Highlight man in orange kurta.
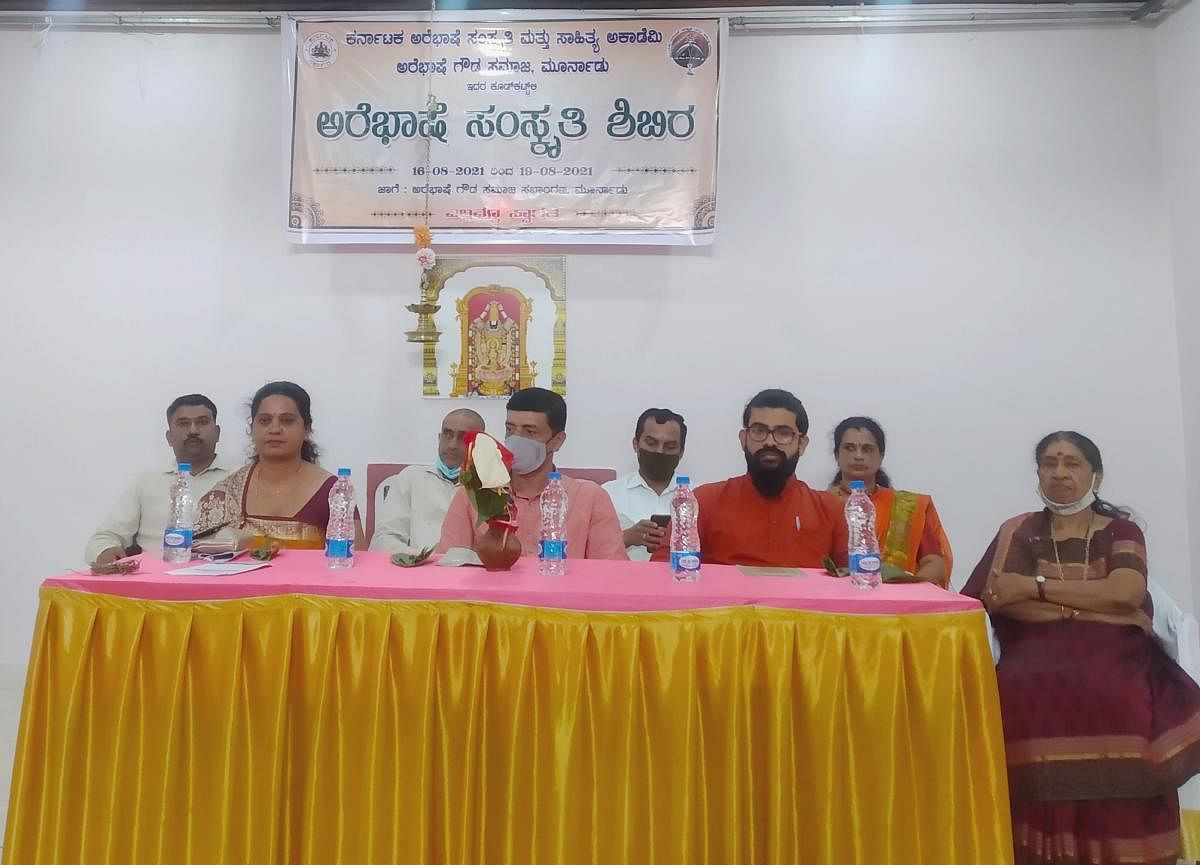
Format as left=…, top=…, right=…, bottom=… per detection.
left=656, top=389, right=849, bottom=569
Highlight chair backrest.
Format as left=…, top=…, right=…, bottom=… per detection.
left=558, top=467, right=618, bottom=485
left=1147, top=577, right=1200, bottom=676
left=985, top=616, right=1001, bottom=664
left=1146, top=578, right=1200, bottom=848
left=365, top=463, right=409, bottom=542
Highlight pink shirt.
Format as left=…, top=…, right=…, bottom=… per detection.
left=438, top=475, right=628, bottom=561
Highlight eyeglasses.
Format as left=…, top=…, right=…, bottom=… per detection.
left=744, top=424, right=799, bottom=445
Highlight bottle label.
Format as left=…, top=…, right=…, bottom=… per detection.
left=671, top=551, right=701, bottom=573
left=539, top=539, right=566, bottom=561
left=849, top=553, right=881, bottom=574
left=163, top=529, right=193, bottom=550
left=326, top=539, right=353, bottom=559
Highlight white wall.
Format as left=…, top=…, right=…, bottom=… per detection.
left=1157, top=1, right=1200, bottom=619
left=0, top=22, right=1192, bottom=667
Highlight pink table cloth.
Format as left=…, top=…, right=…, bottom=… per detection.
left=45, top=551, right=979, bottom=614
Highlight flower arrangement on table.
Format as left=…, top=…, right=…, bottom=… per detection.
left=462, top=431, right=516, bottom=526
left=459, top=431, right=522, bottom=569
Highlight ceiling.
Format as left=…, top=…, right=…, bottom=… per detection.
left=0, top=0, right=1184, bottom=25
left=0, top=0, right=1163, bottom=8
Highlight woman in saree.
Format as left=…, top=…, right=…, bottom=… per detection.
left=963, top=431, right=1200, bottom=865
left=195, top=381, right=364, bottom=550
left=827, top=416, right=952, bottom=586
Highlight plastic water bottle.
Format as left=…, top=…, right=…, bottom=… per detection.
left=846, top=480, right=882, bottom=590
left=162, top=463, right=195, bottom=563
left=670, top=476, right=701, bottom=582
left=538, top=471, right=568, bottom=576
left=326, top=468, right=355, bottom=570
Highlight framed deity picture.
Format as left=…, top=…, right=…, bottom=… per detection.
left=414, top=257, right=566, bottom=398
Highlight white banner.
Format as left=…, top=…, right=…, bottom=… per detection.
left=286, top=15, right=722, bottom=245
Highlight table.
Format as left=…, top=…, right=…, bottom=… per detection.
left=4, top=552, right=1013, bottom=865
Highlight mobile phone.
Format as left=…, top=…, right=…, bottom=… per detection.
left=650, top=514, right=670, bottom=528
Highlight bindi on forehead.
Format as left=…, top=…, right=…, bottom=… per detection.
left=1045, top=446, right=1082, bottom=459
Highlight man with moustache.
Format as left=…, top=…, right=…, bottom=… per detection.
left=656, top=389, right=847, bottom=568
left=602, top=408, right=688, bottom=561
left=86, top=393, right=231, bottom=566
left=437, top=387, right=627, bottom=560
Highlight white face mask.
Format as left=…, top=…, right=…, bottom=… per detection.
left=1037, top=473, right=1097, bottom=516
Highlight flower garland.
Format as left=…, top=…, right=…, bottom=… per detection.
left=414, top=223, right=435, bottom=273
left=413, top=3, right=439, bottom=296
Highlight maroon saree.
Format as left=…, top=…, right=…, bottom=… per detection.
left=964, top=512, right=1200, bottom=865
left=195, top=463, right=339, bottom=549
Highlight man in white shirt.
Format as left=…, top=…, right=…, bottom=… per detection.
left=86, top=394, right=231, bottom=566
left=369, top=408, right=486, bottom=556
left=602, top=408, right=688, bottom=561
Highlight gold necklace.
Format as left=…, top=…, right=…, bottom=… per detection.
left=1050, top=511, right=1095, bottom=581
left=253, top=462, right=303, bottom=496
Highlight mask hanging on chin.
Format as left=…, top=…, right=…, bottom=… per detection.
left=435, top=456, right=461, bottom=481
left=1037, top=474, right=1097, bottom=516
left=505, top=435, right=548, bottom=475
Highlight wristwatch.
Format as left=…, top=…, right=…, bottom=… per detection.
left=1034, top=574, right=1047, bottom=601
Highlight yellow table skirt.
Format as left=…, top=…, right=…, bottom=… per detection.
left=1183, top=808, right=1200, bottom=861
left=3, top=587, right=1013, bottom=865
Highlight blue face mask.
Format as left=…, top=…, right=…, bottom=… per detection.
left=435, top=456, right=461, bottom=481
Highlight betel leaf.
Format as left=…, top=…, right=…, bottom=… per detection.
left=391, top=546, right=435, bottom=568
left=823, top=556, right=849, bottom=577
left=251, top=540, right=281, bottom=561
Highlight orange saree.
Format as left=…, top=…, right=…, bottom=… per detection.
left=873, top=487, right=953, bottom=587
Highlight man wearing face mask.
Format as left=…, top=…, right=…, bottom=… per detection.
left=655, top=389, right=848, bottom=568
left=369, top=408, right=486, bottom=556
left=602, top=408, right=688, bottom=561
left=438, top=387, right=627, bottom=560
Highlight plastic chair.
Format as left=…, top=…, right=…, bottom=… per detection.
left=1144, top=579, right=1200, bottom=862
left=365, top=463, right=408, bottom=542
left=557, top=467, right=618, bottom=485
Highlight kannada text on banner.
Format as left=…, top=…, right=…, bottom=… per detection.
left=288, top=18, right=721, bottom=244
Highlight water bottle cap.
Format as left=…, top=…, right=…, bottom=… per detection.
left=548, top=471, right=562, bottom=480
left=337, top=467, right=351, bottom=477
left=177, top=463, right=191, bottom=472
left=676, top=476, right=690, bottom=485
left=849, top=480, right=866, bottom=491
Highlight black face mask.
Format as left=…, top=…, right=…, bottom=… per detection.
left=744, top=446, right=800, bottom=498
left=637, top=449, right=682, bottom=484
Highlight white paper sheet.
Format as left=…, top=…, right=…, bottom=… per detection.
left=165, top=562, right=272, bottom=577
